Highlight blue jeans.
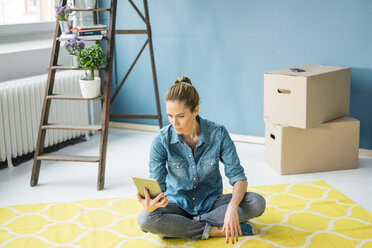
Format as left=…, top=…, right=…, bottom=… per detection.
left=137, top=192, right=266, bottom=240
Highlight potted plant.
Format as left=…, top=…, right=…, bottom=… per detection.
left=64, top=38, right=85, bottom=68
left=78, top=44, right=106, bottom=98
left=56, top=5, right=72, bottom=33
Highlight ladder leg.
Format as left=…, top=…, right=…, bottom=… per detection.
left=30, top=160, right=42, bottom=186
left=97, top=120, right=108, bottom=190
left=30, top=19, right=61, bottom=187
left=30, top=75, right=57, bottom=186
left=97, top=0, right=117, bottom=190
left=143, top=0, right=162, bottom=129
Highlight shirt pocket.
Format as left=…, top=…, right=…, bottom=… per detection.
left=200, top=157, right=220, bottom=178
left=167, top=159, right=189, bottom=182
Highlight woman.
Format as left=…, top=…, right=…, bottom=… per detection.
left=137, top=76, right=266, bottom=244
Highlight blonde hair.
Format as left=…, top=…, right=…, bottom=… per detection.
left=164, top=76, right=200, bottom=112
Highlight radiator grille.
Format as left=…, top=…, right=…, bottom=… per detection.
left=0, top=71, right=89, bottom=167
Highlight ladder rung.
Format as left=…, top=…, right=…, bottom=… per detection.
left=57, top=37, right=108, bottom=41
left=115, top=29, right=148, bottom=34
left=42, top=125, right=102, bottom=131
left=71, top=8, right=110, bottom=12
left=109, top=114, right=159, bottom=119
left=51, top=66, right=106, bottom=70
left=47, top=95, right=103, bottom=101
left=37, top=154, right=100, bottom=162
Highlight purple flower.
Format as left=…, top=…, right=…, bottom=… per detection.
left=78, top=41, right=85, bottom=49
left=56, top=6, right=63, bottom=14
left=56, top=5, right=72, bottom=21
left=64, top=6, right=71, bottom=14
left=64, top=38, right=85, bottom=55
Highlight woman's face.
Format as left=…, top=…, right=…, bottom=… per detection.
left=166, top=101, right=199, bottom=136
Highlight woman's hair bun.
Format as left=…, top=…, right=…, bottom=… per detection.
left=175, top=75, right=192, bottom=85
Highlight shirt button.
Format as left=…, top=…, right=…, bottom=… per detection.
left=192, top=197, right=195, bottom=200
left=189, top=154, right=192, bottom=158
left=210, top=162, right=213, bottom=165
left=194, top=186, right=196, bottom=189
left=192, top=166, right=195, bottom=168
left=194, top=208, right=197, bottom=211
left=193, top=178, right=196, bottom=181
left=176, top=166, right=179, bottom=168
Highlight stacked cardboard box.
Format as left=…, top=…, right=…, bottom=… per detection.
left=264, top=65, right=360, bottom=175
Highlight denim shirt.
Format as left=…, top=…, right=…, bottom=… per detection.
left=149, top=116, right=247, bottom=215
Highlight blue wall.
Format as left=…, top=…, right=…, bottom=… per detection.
left=100, top=0, right=372, bottom=149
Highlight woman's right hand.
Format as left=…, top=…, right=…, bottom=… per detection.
left=136, top=187, right=168, bottom=212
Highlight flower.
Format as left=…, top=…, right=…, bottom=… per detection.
left=64, top=38, right=85, bottom=55
left=56, top=5, right=72, bottom=21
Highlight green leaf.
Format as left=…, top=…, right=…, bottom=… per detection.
left=78, top=44, right=106, bottom=72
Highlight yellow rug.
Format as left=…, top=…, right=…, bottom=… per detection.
left=1, top=181, right=372, bottom=248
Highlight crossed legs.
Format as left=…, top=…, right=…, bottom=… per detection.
left=137, top=192, right=266, bottom=240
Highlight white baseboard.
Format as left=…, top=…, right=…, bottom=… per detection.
left=109, top=121, right=160, bottom=132
left=229, top=133, right=265, bottom=144
left=360, top=149, right=372, bottom=157
left=109, top=121, right=372, bottom=156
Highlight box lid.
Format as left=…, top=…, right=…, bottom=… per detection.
left=264, top=64, right=350, bottom=77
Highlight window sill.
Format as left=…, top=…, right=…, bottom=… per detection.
left=0, top=33, right=54, bottom=55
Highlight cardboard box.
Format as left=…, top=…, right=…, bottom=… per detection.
left=265, top=116, right=359, bottom=175
left=264, top=65, right=350, bottom=128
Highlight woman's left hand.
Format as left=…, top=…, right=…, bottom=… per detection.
left=221, top=203, right=242, bottom=244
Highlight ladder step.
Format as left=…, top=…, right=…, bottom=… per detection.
left=37, top=154, right=100, bottom=162
left=47, top=94, right=103, bottom=101
left=42, top=124, right=102, bottom=131
left=115, top=29, right=148, bottom=34
left=109, top=114, right=159, bottom=119
left=51, top=66, right=106, bottom=70
left=72, top=8, right=110, bottom=12
left=57, top=37, right=108, bottom=41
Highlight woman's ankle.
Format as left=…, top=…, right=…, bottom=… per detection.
left=209, top=226, right=225, bottom=237
left=209, top=222, right=258, bottom=238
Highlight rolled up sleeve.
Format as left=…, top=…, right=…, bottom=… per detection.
left=149, top=134, right=168, bottom=192
left=219, top=126, right=247, bottom=186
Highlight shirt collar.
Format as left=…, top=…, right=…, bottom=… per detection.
left=197, top=115, right=210, bottom=144
left=170, top=126, right=182, bottom=144
left=170, top=115, right=210, bottom=144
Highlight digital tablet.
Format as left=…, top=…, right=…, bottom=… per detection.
left=132, top=177, right=163, bottom=199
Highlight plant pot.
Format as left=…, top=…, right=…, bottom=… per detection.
left=59, top=21, right=71, bottom=34
left=69, top=55, right=79, bottom=68
left=79, top=77, right=101, bottom=98
left=84, top=0, right=96, bottom=9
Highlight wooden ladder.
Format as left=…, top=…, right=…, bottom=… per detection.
left=109, top=0, right=163, bottom=128
left=30, top=0, right=117, bottom=191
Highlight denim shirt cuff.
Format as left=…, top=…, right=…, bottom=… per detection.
left=229, top=175, right=247, bottom=186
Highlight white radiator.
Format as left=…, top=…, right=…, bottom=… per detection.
left=0, top=71, right=89, bottom=167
